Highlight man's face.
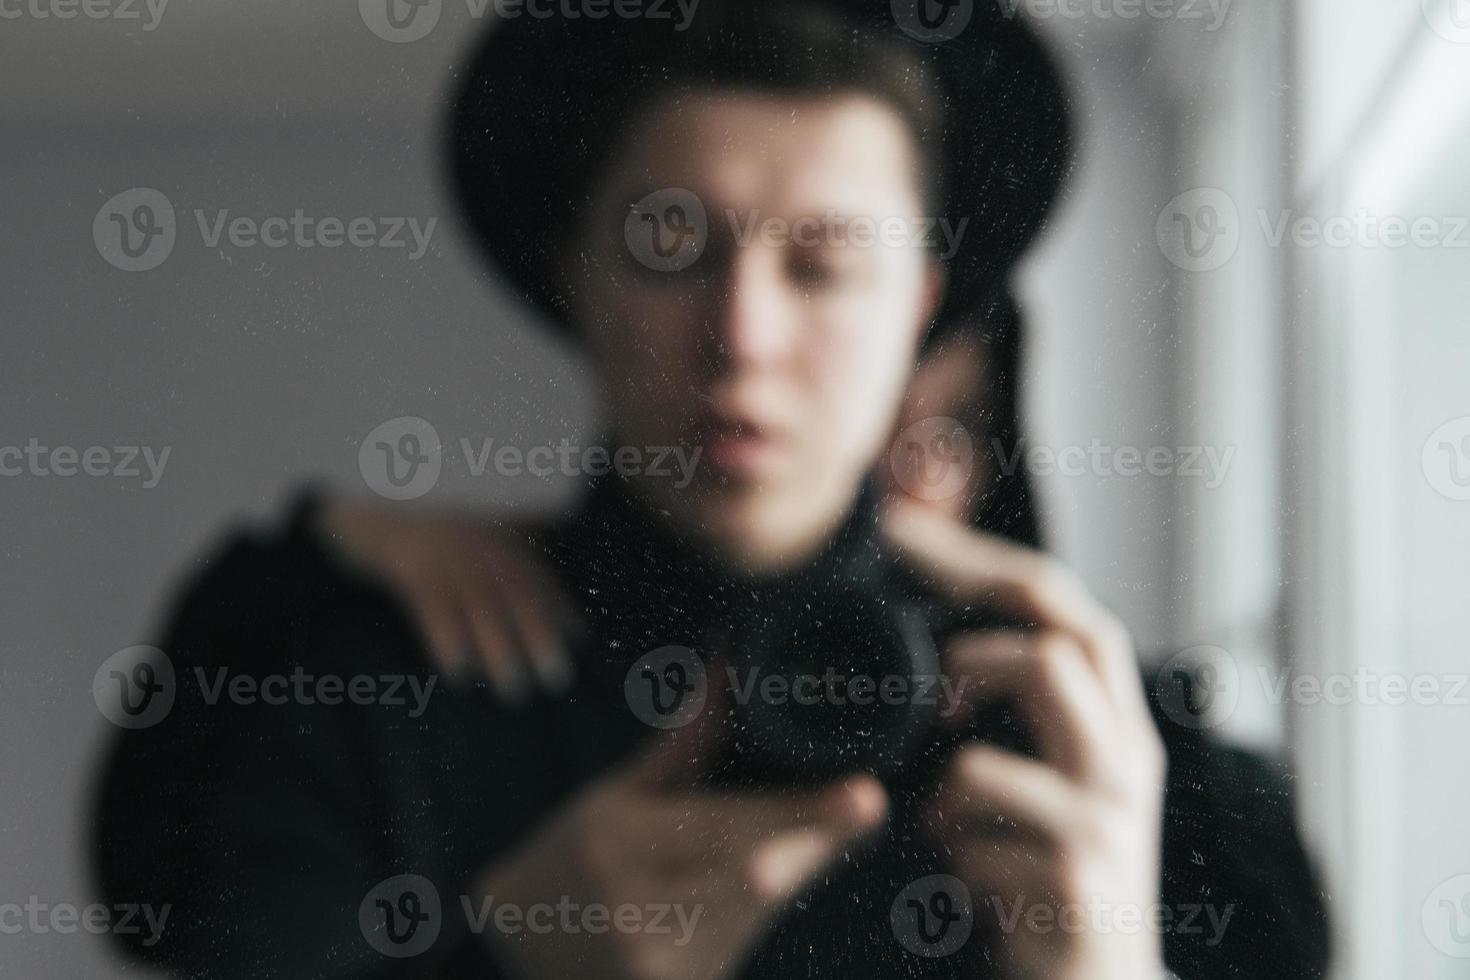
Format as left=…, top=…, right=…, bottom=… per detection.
left=570, top=91, right=943, bottom=569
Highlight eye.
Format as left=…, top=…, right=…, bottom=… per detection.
left=787, top=247, right=860, bottom=290
left=624, top=229, right=725, bottom=287
left=788, top=252, right=835, bottom=288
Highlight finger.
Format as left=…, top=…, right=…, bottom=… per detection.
left=882, top=500, right=1088, bottom=628
left=467, top=544, right=575, bottom=696
left=630, top=672, right=730, bottom=787
left=928, top=744, right=1081, bottom=844
left=883, top=501, right=1149, bottom=718
left=632, top=773, right=888, bottom=888
left=456, top=581, right=532, bottom=704
left=943, top=837, right=1053, bottom=920
left=491, top=524, right=581, bottom=624
left=401, top=577, right=471, bottom=673
left=696, top=774, right=888, bottom=840
left=636, top=791, right=881, bottom=899
left=739, top=777, right=889, bottom=902
left=945, top=631, right=1123, bottom=787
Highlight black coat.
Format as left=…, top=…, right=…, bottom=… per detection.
left=92, top=482, right=1330, bottom=979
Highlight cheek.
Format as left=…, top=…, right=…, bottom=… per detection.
left=808, top=269, right=928, bottom=462
left=582, top=285, right=703, bottom=429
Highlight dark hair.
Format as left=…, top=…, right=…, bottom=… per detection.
left=450, top=1, right=948, bottom=323
left=578, top=4, right=947, bottom=214
left=958, top=290, right=1042, bottom=547
left=446, top=0, right=1074, bottom=336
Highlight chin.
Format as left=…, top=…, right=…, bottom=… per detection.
left=676, top=465, right=867, bottom=574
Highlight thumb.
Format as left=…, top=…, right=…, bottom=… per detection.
left=881, top=498, right=1087, bottom=628
left=747, top=776, right=889, bottom=903
left=630, top=659, right=731, bottom=788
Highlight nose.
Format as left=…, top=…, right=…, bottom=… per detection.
left=703, top=247, right=798, bottom=372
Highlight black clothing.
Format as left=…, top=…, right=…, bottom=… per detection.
left=92, top=481, right=1330, bottom=978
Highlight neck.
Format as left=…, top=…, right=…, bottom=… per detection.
left=628, top=470, right=868, bottom=577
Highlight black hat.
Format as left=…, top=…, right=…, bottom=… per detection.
left=444, top=0, right=1074, bottom=340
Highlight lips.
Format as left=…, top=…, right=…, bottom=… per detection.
left=696, top=406, right=789, bottom=475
